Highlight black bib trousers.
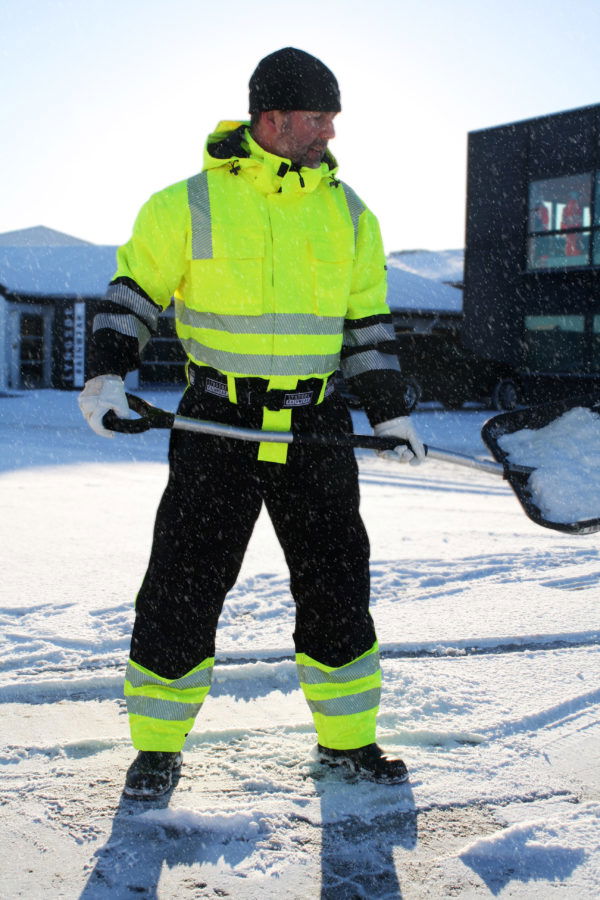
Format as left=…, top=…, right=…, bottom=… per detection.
left=130, top=382, right=376, bottom=679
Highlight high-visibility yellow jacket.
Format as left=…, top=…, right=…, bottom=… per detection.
left=91, top=121, right=406, bottom=421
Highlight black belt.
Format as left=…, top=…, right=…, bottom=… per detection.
left=188, top=364, right=334, bottom=411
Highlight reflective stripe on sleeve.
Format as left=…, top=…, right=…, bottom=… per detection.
left=343, top=321, right=396, bottom=348
left=105, top=282, right=161, bottom=331
left=341, top=349, right=401, bottom=379
left=93, top=313, right=151, bottom=349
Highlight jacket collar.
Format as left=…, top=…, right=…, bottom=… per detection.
left=203, top=120, right=339, bottom=196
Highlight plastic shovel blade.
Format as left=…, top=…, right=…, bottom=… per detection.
left=482, top=397, right=600, bottom=534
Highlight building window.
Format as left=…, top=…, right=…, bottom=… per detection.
left=527, top=173, right=593, bottom=270
left=524, top=314, right=586, bottom=372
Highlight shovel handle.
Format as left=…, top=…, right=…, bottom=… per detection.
left=102, top=393, right=419, bottom=452
left=102, top=394, right=175, bottom=433
left=101, top=393, right=510, bottom=477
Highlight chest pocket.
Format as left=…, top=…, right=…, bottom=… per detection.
left=187, top=224, right=265, bottom=316
left=309, top=236, right=354, bottom=316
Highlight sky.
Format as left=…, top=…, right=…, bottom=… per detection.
left=3, top=0, right=600, bottom=252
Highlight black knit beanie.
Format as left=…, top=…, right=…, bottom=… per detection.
left=249, top=47, right=341, bottom=113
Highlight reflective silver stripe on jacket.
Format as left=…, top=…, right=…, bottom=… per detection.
left=93, top=313, right=151, bottom=350
left=125, top=661, right=213, bottom=691
left=105, top=281, right=161, bottom=331
left=305, top=687, right=381, bottom=717
left=180, top=336, right=340, bottom=377
left=341, top=181, right=366, bottom=245
left=343, top=321, right=396, bottom=348
left=188, top=172, right=213, bottom=260
left=126, top=696, right=202, bottom=721
left=341, top=350, right=401, bottom=379
left=297, top=651, right=380, bottom=686
left=176, top=303, right=345, bottom=336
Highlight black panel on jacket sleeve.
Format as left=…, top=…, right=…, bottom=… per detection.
left=346, top=369, right=411, bottom=426
left=87, top=330, right=141, bottom=380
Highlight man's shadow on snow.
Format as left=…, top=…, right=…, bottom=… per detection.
left=314, top=768, right=418, bottom=899
left=79, top=771, right=254, bottom=899
left=80, top=755, right=418, bottom=899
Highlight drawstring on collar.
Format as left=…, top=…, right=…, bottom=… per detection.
left=229, top=160, right=241, bottom=175
left=289, top=163, right=305, bottom=188
left=329, top=174, right=341, bottom=188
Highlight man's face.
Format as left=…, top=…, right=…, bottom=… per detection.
left=272, top=111, right=337, bottom=168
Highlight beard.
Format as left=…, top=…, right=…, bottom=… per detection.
left=294, top=142, right=328, bottom=168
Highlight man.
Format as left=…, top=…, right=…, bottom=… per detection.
left=79, top=47, right=425, bottom=799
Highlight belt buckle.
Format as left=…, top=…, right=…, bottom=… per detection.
left=264, top=391, right=284, bottom=411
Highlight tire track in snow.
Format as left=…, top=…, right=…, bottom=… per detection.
left=1, top=633, right=599, bottom=706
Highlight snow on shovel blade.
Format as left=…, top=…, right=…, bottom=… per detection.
left=482, top=397, right=600, bottom=535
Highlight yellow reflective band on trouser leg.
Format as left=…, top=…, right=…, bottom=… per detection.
left=296, top=642, right=382, bottom=751
left=124, top=657, right=214, bottom=752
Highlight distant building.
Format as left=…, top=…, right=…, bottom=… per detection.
left=0, top=227, right=184, bottom=391
left=0, top=227, right=115, bottom=391
left=464, top=102, right=600, bottom=407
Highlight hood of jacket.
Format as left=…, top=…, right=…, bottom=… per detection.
left=202, top=120, right=341, bottom=196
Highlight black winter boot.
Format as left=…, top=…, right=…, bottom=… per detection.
left=124, top=751, right=183, bottom=799
left=317, top=743, right=409, bottom=784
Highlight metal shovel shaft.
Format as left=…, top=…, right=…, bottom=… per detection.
left=171, top=412, right=507, bottom=476
left=103, top=394, right=512, bottom=476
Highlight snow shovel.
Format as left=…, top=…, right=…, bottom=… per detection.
left=481, top=396, right=600, bottom=535
left=103, top=394, right=600, bottom=535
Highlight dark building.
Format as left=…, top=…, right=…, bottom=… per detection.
left=464, top=102, right=600, bottom=408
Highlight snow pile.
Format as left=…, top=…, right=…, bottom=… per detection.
left=499, top=406, right=600, bottom=524
left=139, top=806, right=267, bottom=837
left=459, top=804, right=600, bottom=894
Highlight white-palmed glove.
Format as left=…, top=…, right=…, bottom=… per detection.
left=373, top=416, right=426, bottom=465
left=78, top=375, right=130, bottom=438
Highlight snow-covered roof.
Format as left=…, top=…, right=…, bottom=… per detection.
left=387, top=248, right=464, bottom=284
left=0, top=226, right=93, bottom=247
left=386, top=263, right=462, bottom=313
left=0, top=245, right=118, bottom=298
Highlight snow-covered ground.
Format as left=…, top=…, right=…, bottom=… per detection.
left=1, top=389, right=599, bottom=898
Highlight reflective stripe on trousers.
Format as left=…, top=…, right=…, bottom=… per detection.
left=296, top=642, right=382, bottom=750
left=124, top=657, right=214, bottom=751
